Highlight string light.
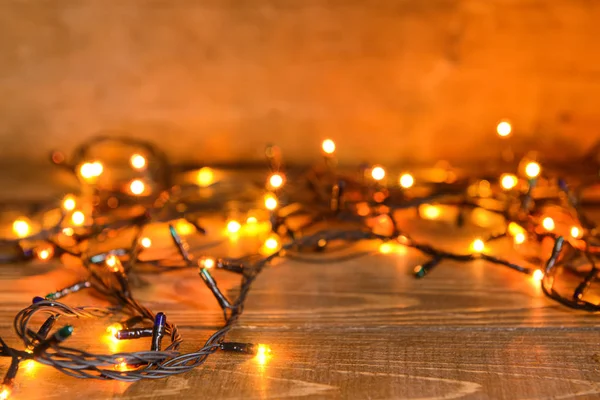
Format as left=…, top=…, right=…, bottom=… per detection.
left=62, top=195, right=76, bottom=211
left=542, top=217, right=555, bottom=231
left=71, top=211, right=85, bottom=226
left=62, top=227, right=74, bottom=236
left=140, top=237, right=152, bottom=248
left=420, top=205, right=441, bottom=220
left=197, top=167, right=214, bottom=187
left=471, top=239, right=485, bottom=253
left=500, top=173, right=518, bottom=190
left=105, top=255, right=123, bottom=273
left=322, top=139, right=336, bottom=155
left=514, top=233, right=526, bottom=244
left=496, top=121, right=512, bottom=137
left=264, top=194, right=278, bottom=210
left=129, top=179, right=145, bottom=195
left=379, top=243, right=393, bottom=254
left=532, top=269, right=544, bottom=282
left=525, top=161, right=541, bottom=178
left=246, top=216, right=258, bottom=224
left=130, top=154, right=147, bottom=170
left=226, top=220, right=241, bottom=234
left=255, top=344, right=272, bottom=365
left=35, top=246, right=54, bottom=261
left=199, top=257, right=215, bottom=269
left=371, top=166, right=385, bottom=181
left=80, top=161, right=103, bottom=180
left=399, top=173, right=414, bottom=189
left=12, top=218, right=30, bottom=238
left=268, top=173, right=284, bottom=189
left=106, top=323, right=123, bottom=339
left=0, top=386, right=10, bottom=400
left=570, top=226, right=581, bottom=239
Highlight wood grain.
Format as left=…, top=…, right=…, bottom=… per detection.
left=1, top=226, right=599, bottom=399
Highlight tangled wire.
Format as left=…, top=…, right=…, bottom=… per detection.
left=0, top=136, right=599, bottom=396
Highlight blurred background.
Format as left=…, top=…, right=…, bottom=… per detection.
left=0, top=0, right=599, bottom=167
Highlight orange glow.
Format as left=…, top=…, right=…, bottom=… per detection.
left=140, top=237, right=152, bottom=248
left=471, top=239, right=485, bottom=253
left=106, top=255, right=123, bottom=273
left=371, top=166, right=385, bottom=181
left=200, top=257, right=215, bottom=269
left=197, top=167, right=214, bottom=187
left=114, top=357, right=130, bottom=371
left=421, top=205, right=441, bottom=220
left=268, top=173, right=285, bottom=189
left=532, top=269, right=544, bottom=282
left=264, top=194, right=278, bottom=210
left=246, top=216, right=258, bottom=224
left=0, top=385, right=11, bottom=400
left=260, top=235, right=281, bottom=255
left=227, top=220, right=241, bottom=234
left=255, top=344, right=272, bottom=365
left=322, top=139, right=336, bottom=154
left=62, top=227, right=74, bottom=236
left=80, top=161, right=103, bottom=180
left=22, top=359, right=36, bottom=374
left=508, top=222, right=526, bottom=237
left=500, top=173, right=518, bottom=190
left=525, top=161, right=541, bottom=178
left=514, top=233, right=526, bottom=244
left=129, top=179, right=145, bottom=195
left=71, top=210, right=85, bottom=226
left=106, top=323, right=123, bottom=338
left=570, top=226, right=581, bottom=239
left=62, top=195, right=76, bottom=211
left=399, top=173, right=414, bottom=188
left=130, top=154, right=147, bottom=170
left=496, top=121, right=512, bottom=137
left=379, top=243, right=393, bottom=254
left=12, top=218, right=31, bottom=238
left=36, top=246, right=54, bottom=261
left=542, top=217, right=555, bottom=231
left=175, top=219, right=195, bottom=235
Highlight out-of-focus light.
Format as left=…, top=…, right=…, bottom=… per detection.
left=264, top=236, right=279, bottom=250
left=114, top=357, right=129, bottom=371
left=525, top=162, right=541, bottom=178
left=570, top=226, right=581, bottom=239
left=106, top=255, right=123, bottom=273
left=197, top=167, right=214, bottom=187
left=471, top=239, right=485, bottom=253
left=508, top=222, right=525, bottom=237
left=371, top=166, right=385, bottom=181
left=62, top=227, right=74, bottom=236
left=496, top=121, right=512, bottom=137
left=246, top=216, right=258, bottom=224
left=532, top=269, right=544, bottom=282
left=500, top=173, right=518, bottom=190
left=22, top=359, right=36, bottom=373
left=71, top=211, right=85, bottom=226
left=514, top=233, right=526, bottom=244
left=268, top=173, right=285, bottom=189
left=106, top=323, right=123, bottom=338
left=399, top=173, right=414, bottom=188
left=12, top=218, right=31, bottom=238
left=36, top=246, right=54, bottom=261
left=255, top=344, right=272, bottom=365
left=227, top=220, right=241, bottom=234
left=175, top=219, right=195, bottom=235
left=0, top=385, right=11, bottom=400
left=140, top=237, right=152, bottom=248
left=130, top=154, right=147, bottom=170
left=379, top=243, right=392, bottom=254
left=129, top=179, right=145, bottom=195
left=322, top=139, right=336, bottom=155
left=542, top=217, right=555, bottom=231
left=62, top=195, right=76, bottom=211
left=264, top=194, right=278, bottom=210
left=80, top=161, right=103, bottom=180
left=421, top=205, right=441, bottom=220
left=200, top=257, right=215, bottom=269
left=478, top=180, right=492, bottom=197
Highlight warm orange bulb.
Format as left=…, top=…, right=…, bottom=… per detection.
left=106, top=255, right=123, bottom=273
left=62, top=227, right=74, bottom=236
left=129, top=179, right=145, bottom=195
left=514, top=233, right=526, bottom=244
left=36, top=246, right=54, bottom=261
left=80, top=161, right=103, bottom=180
left=62, top=195, right=76, bottom=211
left=264, top=194, right=278, bottom=210
left=0, top=385, right=11, bottom=400
left=496, top=121, right=512, bottom=137
left=421, top=205, right=441, bottom=220
left=500, top=173, right=518, bottom=190
left=227, top=220, right=241, bottom=234
left=268, top=173, right=284, bottom=189
left=12, top=218, right=31, bottom=238
left=570, top=226, right=581, bottom=239
left=255, top=344, right=272, bottom=365
left=322, top=139, right=336, bottom=154
left=265, top=237, right=279, bottom=250
left=246, top=216, right=258, bottom=224
left=140, top=237, right=152, bottom=248
left=71, top=210, right=85, bottom=226
left=532, top=269, right=544, bottom=282
left=471, top=239, right=485, bottom=253
left=399, top=173, right=414, bottom=189
left=197, top=167, right=214, bottom=187
left=200, top=257, right=216, bottom=269
left=525, top=162, right=541, bottom=178
left=106, top=323, right=123, bottom=337
left=130, top=154, right=147, bottom=170
left=542, top=217, right=555, bottom=231
left=371, top=166, right=385, bottom=181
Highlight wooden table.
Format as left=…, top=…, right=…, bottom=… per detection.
left=1, top=214, right=599, bottom=400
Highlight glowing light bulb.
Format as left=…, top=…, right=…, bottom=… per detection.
left=322, top=139, right=336, bottom=154
left=12, top=218, right=31, bottom=238
left=500, top=173, right=518, bottom=190
left=106, top=323, right=123, bottom=338
left=542, top=217, right=555, bottom=231
left=532, top=269, right=544, bottom=282
left=246, top=216, right=258, bottom=224
left=496, top=121, right=512, bottom=137
left=106, top=255, right=123, bottom=273
left=197, top=167, right=214, bottom=187
left=264, top=194, right=278, bottom=210
left=265, top=236, right=279, bottom=250
left=22, top=359, right=36, bottom=373
left=268, top=173, right=284, bottom=189
left=227, top=220, right=241, bottom=234
left=255, top=344, right=272, bottom=365
left=80, top=161, right=103, bottom=180
left=140, top=237, right=152, bottom=248
left=371, top=166, right=386, bottom=181
left=130, top=154, right=147, bottom=170
left=471, top=239, right=485, bottom=253
left=36, top=246, right=54, bottom=261
left=421, top=205, right=441, bottom=220
left=62, top=227, right=74, bottom=236
left=525, top=161, right=541, bottom=178
left=129, top=179, right=145, bottom=195
left=570, top=226, right=581, bottom=238
left=175, top=219, right=195, bottom=235
left=399, top=173, right=414, bottom=189
left=200, top=257, right=215, bottom=269
left=71, top=210, right=85, bottom=226
left=114, top=357, right=129, bottom=371
left=514, top=233, right=526, bottom=244
left=62, top=195, right=76, bottom=211
left=379, top=243, right=393, bottom=254
left=0, top=385, right=11, bottom=400
left=508, top=222, right=525, bottom=236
